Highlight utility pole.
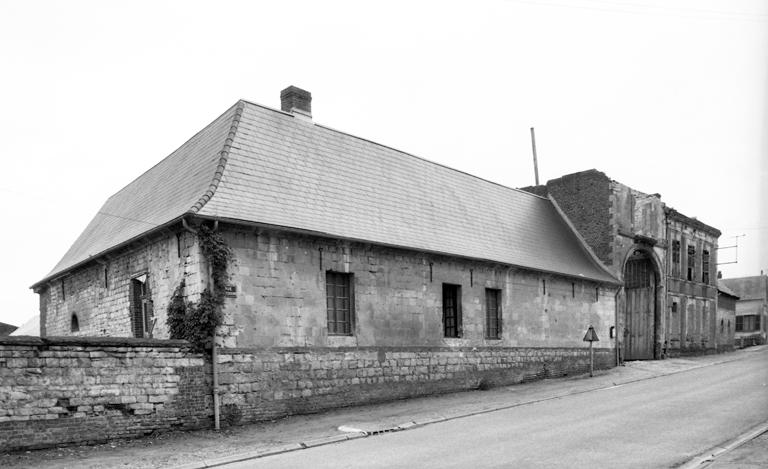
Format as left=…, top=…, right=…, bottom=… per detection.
left=530, top=127, right=540, bottom=185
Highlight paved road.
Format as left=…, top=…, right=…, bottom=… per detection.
left=224, top=349, right=768, bottom=468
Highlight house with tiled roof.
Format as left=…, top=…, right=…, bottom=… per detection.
left=31, top=86, right=621, bottom=420
left=720, top=274, right=767, bottom=347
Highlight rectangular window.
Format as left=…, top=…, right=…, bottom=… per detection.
left=702, top=250, right=710, bottom=284
left=687, top=245, right=696, bottom=281
left=485, top=288, right=501, bottom=339
left=672, top=240, right=681, bottom=277
left=542, top=279, right=547, bottom=295
left=326, top=271, right=354, bottom=335
left=130, top=276, right=153, bottom=338
left=61, top=279, right=66, bottom=301
left=443, top=284, right=462, bottom=338
left=736, top=315, right=761, bottom=332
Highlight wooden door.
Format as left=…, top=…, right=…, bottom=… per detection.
left=624, top=256, right=655, bottom=360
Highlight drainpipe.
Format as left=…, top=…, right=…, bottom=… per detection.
left=182, top=217, right=221, bottom=431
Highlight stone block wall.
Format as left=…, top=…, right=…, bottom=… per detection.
left=39, top=231, right=202, bottom=339
left=216, top=346, right=614, bottom=424
left=0, top=337, right=211, bottom=451
left=219, top=227, right=617, bottom=350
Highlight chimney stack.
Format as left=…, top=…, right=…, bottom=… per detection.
left=280, top=86, right=312, bottom=120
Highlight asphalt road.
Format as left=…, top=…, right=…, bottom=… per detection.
left=224, top=348, right=768, bottom=469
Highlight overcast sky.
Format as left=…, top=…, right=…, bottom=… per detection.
left=1, top=0, right=766, bottom=329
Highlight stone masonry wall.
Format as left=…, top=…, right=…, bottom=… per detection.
left=216, top=346, right=614, bottom=425
left=0, top=336, right=210, bottom=451
left=40, top=230, right=203, bottom=339
left=219, top=227, right=617, bottom=350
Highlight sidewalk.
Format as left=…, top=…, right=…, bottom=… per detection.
left=1, top=346, right=765, bottom=469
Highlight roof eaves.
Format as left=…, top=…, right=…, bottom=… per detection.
left=188, top=101, right=245, bottom=214
left=195, top=214, right=619, bottom=285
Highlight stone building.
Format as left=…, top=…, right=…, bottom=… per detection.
left=522, top=169, right=721, bottom=359
left=30, top=87, right=621, bottom=416
left=715, top=281, right=737, bottom=351
left=720, top=275, right=768, bottom=347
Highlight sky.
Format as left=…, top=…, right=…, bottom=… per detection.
left=0, top=0, right=766, bottom=330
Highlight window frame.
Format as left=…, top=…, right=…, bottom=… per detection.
left=686, top=244, right=696, bottom=281
left=130, top=275, right=153, bottom=338
left=485, top=288, right=502, bottom=340
left=325, top=271, right=355, bottom=336
left=701, top=249, right=710, bottom=284
left=442, top=283, right=462, bottom=338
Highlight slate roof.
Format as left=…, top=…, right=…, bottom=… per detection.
left=35, top=99, right=618, bottom=286
left=716, top=281, right=739, bottom=299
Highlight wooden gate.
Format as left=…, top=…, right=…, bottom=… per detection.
left=624, top=255, right=656, bottom=360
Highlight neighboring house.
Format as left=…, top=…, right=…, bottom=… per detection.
left=720, top=275, right=768, bottom=347
left=523, top=170, right=721, bottom=359
left=31, top=86, right=620, bottom=388
left=716, top=281, right=737, bottom=351
left=0, top=321, right=18, bottom=336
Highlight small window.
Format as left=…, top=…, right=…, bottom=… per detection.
left=103, top=266, right=109, bottom=289
left=671, top=301, right=678, bottom=314
left=595, top=287, right=600, bottom=302
left=701, top=250, right=710, bottom=284
left=687, top=245, right=696, bottom=281
left=326, top=271, right=354, bottom=335
left=542, top=279, right=547, bottom=295
left=571, top=283, right=575, bottom=298
left=130, top=276, right=153, bottom=338
left=61, top=279, right=66, bottom=301
left=672, top=240, right=681, bottom=264
left=443, top=284, right=462, bottom=338
left=485, top=288, right=501, bottom=339
left=70, top=314, right=79, bottom=333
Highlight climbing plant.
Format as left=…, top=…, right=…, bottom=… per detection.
left=167, top=225, right=233, bottom=352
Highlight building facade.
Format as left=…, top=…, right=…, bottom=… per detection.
left=523, top=170, right=721, bottom=359
left=720, top=275, right=768, bottom=347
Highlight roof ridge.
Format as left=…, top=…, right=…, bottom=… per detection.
left=188, top=101, right=245, bottom=214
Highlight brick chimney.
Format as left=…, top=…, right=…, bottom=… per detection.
left=280, top=86, right=312, bottom=120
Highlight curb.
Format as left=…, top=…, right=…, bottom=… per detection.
left=170, top=353, right=751, bottom=469
left=676, top=421, right=768, bottom=469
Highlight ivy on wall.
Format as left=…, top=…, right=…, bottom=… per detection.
left=167, top=225, right=232, bottom=351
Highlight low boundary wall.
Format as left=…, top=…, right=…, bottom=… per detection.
left=1, top=337, right=613, bottom=451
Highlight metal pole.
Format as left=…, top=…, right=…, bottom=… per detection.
left=530, top=127, right=540, bottom=185
left=589, top=341, right=594, bottom=377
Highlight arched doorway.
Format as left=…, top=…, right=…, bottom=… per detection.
left=623, top=249, right=658, bottom=360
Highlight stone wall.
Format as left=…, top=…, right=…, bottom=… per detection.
left=219, top=227, right=617, bottom=350
left=1, top=336, right=614, bottom=450
left=38, top=231, right=203, bottom=339
left=216, top=345, right=614, bottom=424
left=0, top=336, right=211, bottom=451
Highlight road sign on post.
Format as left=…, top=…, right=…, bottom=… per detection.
left=583, top=326, right=599, bottom=377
